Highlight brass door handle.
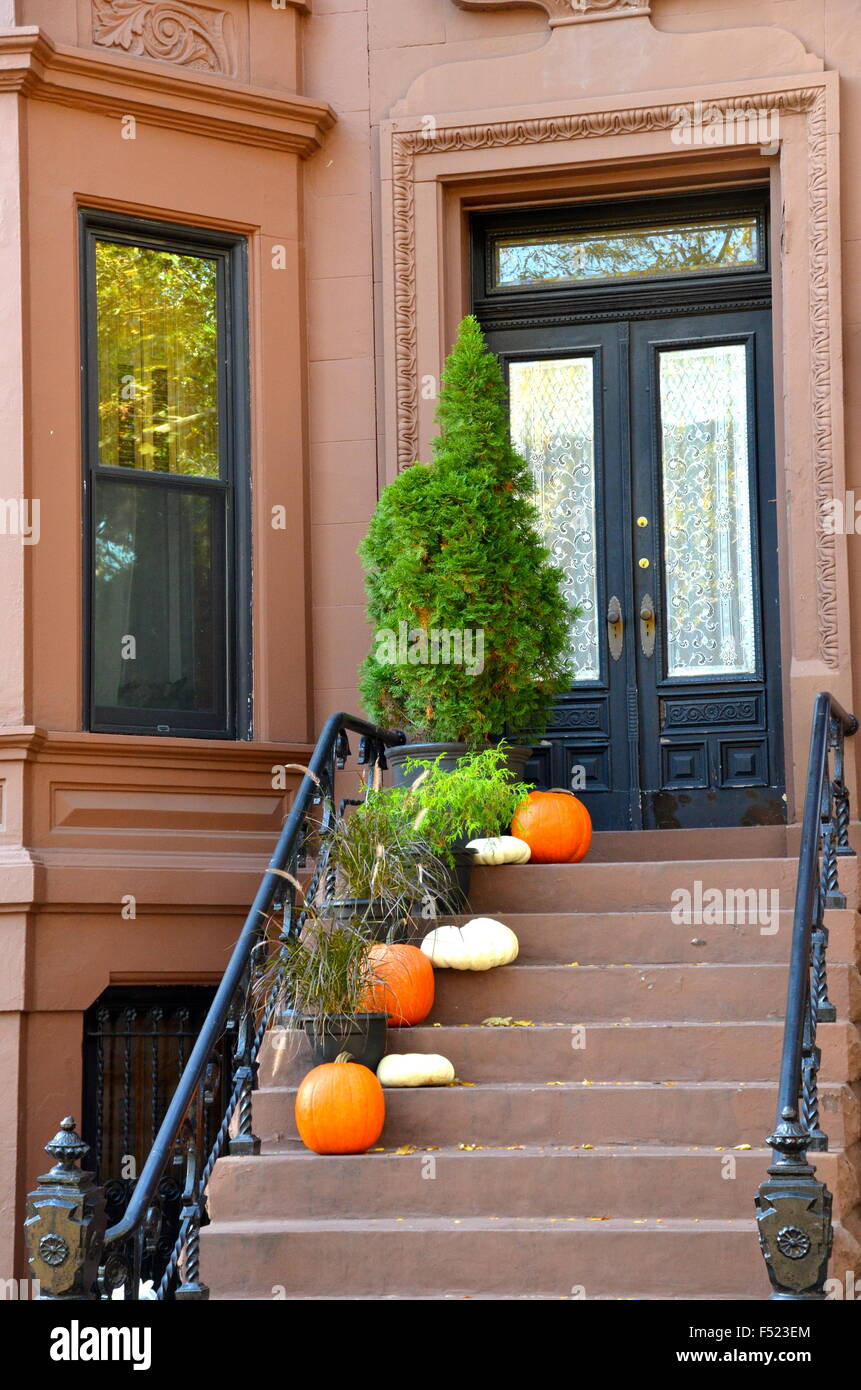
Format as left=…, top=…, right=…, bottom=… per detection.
left=640, top=593, right=656, bottom=658
left=607, top=595, right=623, bottom=661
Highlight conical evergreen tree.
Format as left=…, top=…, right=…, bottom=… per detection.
left=359, top=315, right=574, bottom=743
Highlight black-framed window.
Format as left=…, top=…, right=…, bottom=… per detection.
left=81, top=212, right=251, bottom=738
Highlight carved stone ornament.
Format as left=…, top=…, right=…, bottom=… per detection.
left=24, top=1118, right=106, bottom=1300
left=451, top=0, right=650, bottom=26
left=92, top=0, right=235, bottom=75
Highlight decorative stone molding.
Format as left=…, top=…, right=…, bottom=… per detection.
left=0, top=30, right=335, bottom=157
left=92, top=0, right=235, bottom=75
left=452, top=0, right=650, bottom=26
left=91, top=0, right=236, bottom=74
left=389, top=85, right=840, bottom=668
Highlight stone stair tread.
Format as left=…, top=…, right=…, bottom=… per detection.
left=210, top=1284, right=762, bottom=1295
left=246, top=1141, right=773, bottom=1158
left=203, top=1214, right=758, bottom=1234
left=259, top=1078, right=782, bottom=1095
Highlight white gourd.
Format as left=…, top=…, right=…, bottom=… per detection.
left=466, top=835, right=531, bottom=865
left=420, top=917, right=519, bottom=970
left=376, top=1053, right=455, bottom=1087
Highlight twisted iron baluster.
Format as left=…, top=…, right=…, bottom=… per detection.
left=229, top=971, right=260, bottom=1157
left=831, top=716, right=854, bottom=859
left=175, top=1103, right=209, bottom=1300
left=801, top=978, right=827, bottom=1151
left=815, top=765, right=839, bottom=1017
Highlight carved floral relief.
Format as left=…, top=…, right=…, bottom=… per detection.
left=92, top=0, right=235, bottom=75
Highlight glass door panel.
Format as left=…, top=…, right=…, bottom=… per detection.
left=509, top=357, right=599, bottom=681
left=658, top=343, right=757, bottom=678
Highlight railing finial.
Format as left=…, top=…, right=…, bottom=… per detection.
left=24, top=1117, right=105, bottom=1300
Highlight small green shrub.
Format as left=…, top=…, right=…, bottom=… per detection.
left=359, top=315, right=575, bottom=744
left=403, top=743, right=533, bottom=860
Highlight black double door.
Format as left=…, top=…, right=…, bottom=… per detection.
left=476, top=203, right=784, bottom=831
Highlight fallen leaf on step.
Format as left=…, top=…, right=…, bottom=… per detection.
left=424, top=1146, right=440, bottom=1152
left=448, top=1080, right=476, bottom=1086
left=458, top=1143, right=480, bottom=1150
left=734, top=1144, right=752, bottom=1150
left=432, top=1022, right=442, bottom=1028
left=395, top=1145, right=417, bottom=1155
left=581, top=1079, right=594, bottom=1086
left=564, top=962, right=581, bottom=967
left=481, top=1016, right=513, bottom=1027
left=512, top=1019, right=534, bottom=1027
left=587, top=1216, right=609, bottom=1222
left=505, top=1145, right=524, bottom=1150
left=582, top=1144, right=594, bottom=1150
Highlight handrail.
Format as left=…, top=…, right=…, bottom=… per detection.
left=756, top=692, right=857, bottom=1300
left=23, top=713, right=405, bottom=1300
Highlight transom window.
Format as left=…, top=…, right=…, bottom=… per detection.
left=81, top=214, right=250, bottom=738
left=491, top=212, right=762, bottom=290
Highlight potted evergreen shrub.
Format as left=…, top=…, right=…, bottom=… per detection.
left=359, top=315, right=575, bottom=784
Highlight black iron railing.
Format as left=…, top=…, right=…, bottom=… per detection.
left=24, top=713, right=404, bottom=1300
left=756, top=692, right=857, bottom=1299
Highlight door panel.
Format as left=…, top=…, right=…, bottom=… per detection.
left=496, top=326, right=637, bottom=829
left=474, top=192, right=784, bottom=832
left=631, top=311, right=783, bottom=828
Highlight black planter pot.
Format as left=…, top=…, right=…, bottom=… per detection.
left=386, top=741, right=533, bottom=788
left=303, top=1012, right=388, bottom=1070
left=326, top=898, right=412, bottom=942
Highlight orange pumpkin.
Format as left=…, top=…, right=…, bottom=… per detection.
left=511, top=789, right=592, bottom=864
left=360, top=943, right=435, bottom=1027
left=295, top=1053, right=385, bottom=1155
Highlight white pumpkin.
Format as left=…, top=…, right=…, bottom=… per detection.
left=420, top=917, right=519, bottom=971
left=466, top=835, right=531, bottom=865
left=376, top=1053, right=455, bottom=1087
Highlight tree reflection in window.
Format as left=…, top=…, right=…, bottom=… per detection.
left=495, top=216, right=759, bottom=289
left=96, top=242, right=219, bottom=477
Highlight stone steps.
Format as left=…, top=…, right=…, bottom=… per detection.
left=207, top=1144, right=850, bottom=1221
left=200, top=845, right=861, bottom=1299
left=252, top=1078, right=859, bottom=1150
left=201, top=1215, right=772, bottom=1299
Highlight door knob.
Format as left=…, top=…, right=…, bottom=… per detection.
left=607, top=595, right=623, bottom=662
left=640, top=593, right=656, bottom=658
